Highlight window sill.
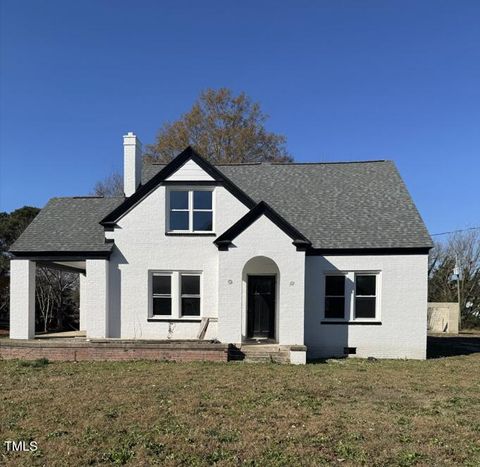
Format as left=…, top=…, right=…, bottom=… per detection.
left=148, top=317, right=202, bottom=323
left=165, top=232, right=216, bottom=237
left=321, top=320, right=382, bottom=325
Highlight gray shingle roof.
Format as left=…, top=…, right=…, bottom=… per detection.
left=144, top=160, right=432, bottom=249
left=142, top=163, right=166, bottom=184
left=10, top=197, right=124, bottom=253
left=12, top=157, right=431, bottom=255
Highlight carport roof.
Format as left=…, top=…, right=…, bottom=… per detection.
left=10, top=197, right=124, bottom=257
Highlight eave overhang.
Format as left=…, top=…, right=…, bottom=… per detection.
left=305, top=247, right=432, bottom=256
left=10, top=250, right=112, bottom=261
left=214, top=201, right=312, bottom=252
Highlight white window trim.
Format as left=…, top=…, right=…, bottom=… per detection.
left=180, top=273, right=202, bottom=317
left=148, top=270, right=203, bottom=320
left=321, top=270, right=381, bottom=323
left=353, top=272, right=380, bottom=321
left=166, top=187, right=215, bottom=233
left=150, top=272, right=173, bottom=317
left=323, top=273, right=348, bottom=321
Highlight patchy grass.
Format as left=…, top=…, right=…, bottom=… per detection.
left=17, top=358, right=50, bottom=369
left=0, top=355, right=479, bottom=466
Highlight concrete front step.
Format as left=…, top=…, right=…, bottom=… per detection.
left=228, top=344, right=292, bottom=363
left=231, top=354, right=290, bottom=363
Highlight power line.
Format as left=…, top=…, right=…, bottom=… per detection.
left=431, top=226, right=480, bottom=236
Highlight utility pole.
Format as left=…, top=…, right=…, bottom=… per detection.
left=457, top=274, right=461, bottom=332
left=454, top=256, right=461, bottom=332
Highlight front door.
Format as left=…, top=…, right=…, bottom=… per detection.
left=247, top=275, right=276, bottom=339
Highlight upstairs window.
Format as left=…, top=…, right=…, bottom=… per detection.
left=324, top=275, right=345, bottom=319
left=169, top=190, right=213, bottom=232
left=355, top=274, right=377, bottom=319
left=169, top=191, right=189, bottom=231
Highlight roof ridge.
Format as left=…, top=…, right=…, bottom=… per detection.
left=144, top=161, right=391, bottom=168
left=50, top=196, right=125, bottom=200
left=270, top=160, right=389, bottom=165
left=145, top=160, right=389, bottom=166
left=215, top=162, right=262, bottom=166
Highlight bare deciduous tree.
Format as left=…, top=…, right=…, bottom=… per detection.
left=92, top=171, right=124, bottom=197
left=145, top=88, right=292, bottom=164
left=93, top=89, right=291, bottom=195
left=429, top=230, right=480, bottom=327
left=36, top=267, right=79, bottom=332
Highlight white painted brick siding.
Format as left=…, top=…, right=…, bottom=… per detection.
left=218, top=215, right=305, bottom=345
left=104, top=176, right=305, bottom=344
left=108, top=184, right=249, bottom=339
left=85, top=259, right=109, bottom=338
left=305, top=254, right=428, bottom=359
left=79, top=273, right=86, bottom=331
left=9, top=260, right=36, bottom=339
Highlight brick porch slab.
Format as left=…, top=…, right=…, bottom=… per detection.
left=0, top=338, right=229, bottom=362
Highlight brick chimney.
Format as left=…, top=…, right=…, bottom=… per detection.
left=123, top=132, right=142, bottom=197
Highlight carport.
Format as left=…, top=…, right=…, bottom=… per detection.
left=8, top=196, right=123, bottom=339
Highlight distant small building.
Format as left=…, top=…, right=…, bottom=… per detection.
left=428, top=303, right=459, bottom=334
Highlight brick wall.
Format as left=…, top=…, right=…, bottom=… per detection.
left=0, top=341, right=229, bottom=362
left=305, top=254, right=428, bottom=360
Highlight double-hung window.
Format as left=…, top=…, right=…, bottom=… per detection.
left=354, top=274, right=377, bottom=319
left=151, top=274, right=172, bottom=316
left=181, top=274, right=201, bottom=316
left=169, top=190, right=213, bottom=232
left=324, top=275, right=345, bottom=319
left=150, top=272, right=202, bottom=318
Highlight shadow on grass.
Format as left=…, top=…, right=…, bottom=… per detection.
left=427, top=334, right=480, bottom=359
left=306, top=358, right=330, bottom=364
left=308, top=335, right=480, bottom=362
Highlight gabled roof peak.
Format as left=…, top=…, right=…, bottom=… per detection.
left=101, top=146, right=257, bottom=227
left=214, top=201, right=311, bottom=251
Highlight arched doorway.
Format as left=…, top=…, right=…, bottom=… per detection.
left=242, top=256, right=279, bottom=341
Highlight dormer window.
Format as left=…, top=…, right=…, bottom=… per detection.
left=168, top=189, right=214, bottom=233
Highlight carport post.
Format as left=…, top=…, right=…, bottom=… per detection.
left=85, top=259, right=109, bottom=338
left=79, top=272, right=87, bottom=331
left=9, top=259, right=36, bottom=339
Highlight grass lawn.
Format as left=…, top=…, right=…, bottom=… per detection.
left=1, top=353, right=480, bottom=466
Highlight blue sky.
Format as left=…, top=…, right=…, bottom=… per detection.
left=1, top=0, right=479, bottom=236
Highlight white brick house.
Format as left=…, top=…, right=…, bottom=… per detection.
left=9, top=132, right=432, bottom=363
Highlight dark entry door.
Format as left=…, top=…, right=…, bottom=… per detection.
left=247, top=275, right=276, bottom=339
